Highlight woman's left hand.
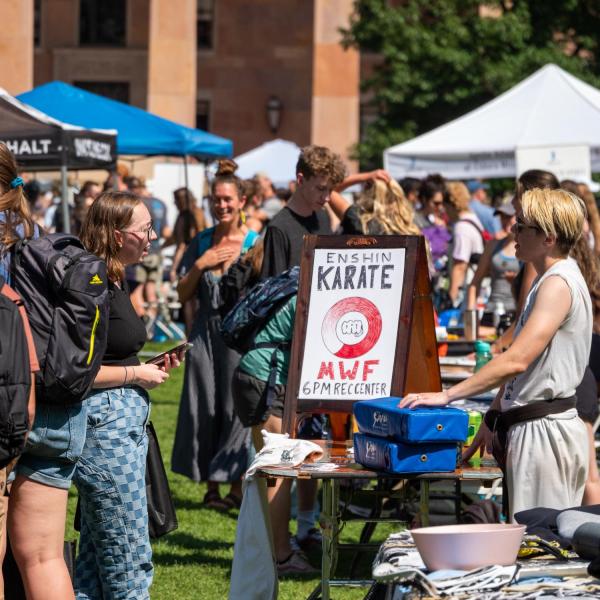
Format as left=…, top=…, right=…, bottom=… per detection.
left=161, top=352, right=183, bottom=373
left=369, top=169, right=391, bottom=183
left=399, top=390, right=450, bottom=409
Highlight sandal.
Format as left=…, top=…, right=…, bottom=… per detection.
left=222, top=493, right=243, bottom=510
left=202, top=490, right=229, bottom=510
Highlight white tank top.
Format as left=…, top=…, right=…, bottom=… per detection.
left=501, top=258, right=592, bottom=410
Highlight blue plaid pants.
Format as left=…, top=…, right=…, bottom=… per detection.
left=74, top=386, right=152, bottom=600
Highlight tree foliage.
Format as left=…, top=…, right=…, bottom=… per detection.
left=342, top=0, right=600, bottom=168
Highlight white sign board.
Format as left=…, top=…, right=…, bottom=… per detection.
left=516, top=144, right=591, bottom=182
left=298, top=247, right=405, bottom=401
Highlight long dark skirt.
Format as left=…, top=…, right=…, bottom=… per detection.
left=171, top=273, right=250, bottom=483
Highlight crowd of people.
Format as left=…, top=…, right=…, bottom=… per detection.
left=1, top=136, right=600, bottom=595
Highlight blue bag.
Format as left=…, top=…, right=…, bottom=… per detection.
left=353, top=433, right=458, bottom=474
left=353, top=398, right=468, bottom=443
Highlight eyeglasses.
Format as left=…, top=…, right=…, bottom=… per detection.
left=120, top=221, right=154, bottom=242
left=512, top=218, right=541, bottom=234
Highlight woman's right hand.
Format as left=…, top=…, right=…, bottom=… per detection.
left=133, top=364, right=170, bottom=390
left=195, top=246, right=235, bottom=270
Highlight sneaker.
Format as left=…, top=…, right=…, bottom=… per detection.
left=289, top=533, right=301, bottom=553
left=277, top=550, right=319, bottom=577
left=296, top=527, right=322, bottom=553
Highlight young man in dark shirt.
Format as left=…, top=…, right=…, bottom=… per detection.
left=259, top=146, right=346, bottom=575
left=261, top=145, right=346, bottom=278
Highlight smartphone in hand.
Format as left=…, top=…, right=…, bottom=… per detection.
left=145, top=342, right=193, bottom=366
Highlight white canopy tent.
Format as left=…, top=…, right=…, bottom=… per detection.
left=234, top=139, right=300, bottom=186
left=383, top=64, right=600, bottom=180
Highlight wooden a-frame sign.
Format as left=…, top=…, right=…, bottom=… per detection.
left=283, top=234, right=441, bottom=437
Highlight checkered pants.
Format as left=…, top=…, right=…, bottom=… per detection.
left=74, top=386, right=152, bottom=600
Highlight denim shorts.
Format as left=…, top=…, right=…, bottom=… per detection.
left=13, top=402, right=87, bottom=490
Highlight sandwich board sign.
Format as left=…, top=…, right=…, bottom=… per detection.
left=283, top=234, right=441, bottom=436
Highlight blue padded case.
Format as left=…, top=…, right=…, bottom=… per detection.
left=353, top=398, right=468, bottom=443
left=353, top=433, right=458, bottom=474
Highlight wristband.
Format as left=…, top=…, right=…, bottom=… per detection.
left=131, top=366, right=136, bottom=385
left=123, top=366, right=128, bottom=386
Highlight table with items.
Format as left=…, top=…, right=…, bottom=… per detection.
left=371, top=528, right=600, bottom=599
left=258, top=441, right=502, bottom=600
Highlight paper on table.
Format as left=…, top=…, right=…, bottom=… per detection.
left=300, top=462, right=339, bottom=471
left=439, top=356, right=476, bottom=367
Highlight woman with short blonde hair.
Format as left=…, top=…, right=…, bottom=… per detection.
left=520, top=188, right=585, bottom=253
left=402, top=187, right=592, bottom=519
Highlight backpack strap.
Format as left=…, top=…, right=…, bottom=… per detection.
left=456, top=219, right=487, bottom=266
left=457, top=218, right=486, bottom=245
left=251, top=340, right=291, bottom=408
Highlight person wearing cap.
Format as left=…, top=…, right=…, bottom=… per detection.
left=466, top=202, right=519, bottom=327
left=467, top=179, right=501, bottom=237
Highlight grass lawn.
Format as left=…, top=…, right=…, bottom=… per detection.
left=66, top=342, right=400, bottom=599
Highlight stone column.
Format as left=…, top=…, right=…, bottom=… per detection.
left=311, top=0, right=359, bottom=168
left=0, top=0, right=34, bottom=94
left=147, top=0, right=197, bottom=126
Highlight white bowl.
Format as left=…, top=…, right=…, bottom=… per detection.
left=410, top=523, right=525, bottom=571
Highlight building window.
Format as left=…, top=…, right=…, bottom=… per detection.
left=196, top=100, right=211, bottom=131
left=79, top=0, right=126, bottom=46
left=74, top=81, right=130, bottom=104
left=197, top=0, right=214, bottom=50
left=34, top=0, right=41, bottom=47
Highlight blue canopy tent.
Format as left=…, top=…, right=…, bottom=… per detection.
left=18, top=81, right=232, bottom=159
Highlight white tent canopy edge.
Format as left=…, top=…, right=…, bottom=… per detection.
left=383, top=64, right=600, bottom=180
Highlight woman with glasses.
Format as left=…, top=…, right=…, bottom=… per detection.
left=414, top=176, right=452, bottom=278
left=75, top=191, right=183, bottom=599
left=172, top=159, right=258, bottom=510
left=401, top=188, right=591, bottom=520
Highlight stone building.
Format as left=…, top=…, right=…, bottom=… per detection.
left=0, top=0, right=360, bottom=165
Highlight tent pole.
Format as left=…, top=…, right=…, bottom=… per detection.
left=183, top=155, right=189, bottom=191
left=60, top=163, right=70, bottom=234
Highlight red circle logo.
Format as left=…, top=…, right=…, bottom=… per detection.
left=321, top=297, right=382, bottom=358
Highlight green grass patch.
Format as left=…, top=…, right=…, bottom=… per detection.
left=66, top=342, right=401, bottom=599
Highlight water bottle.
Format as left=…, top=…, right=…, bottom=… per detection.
left=492, top=301, right=505, bottom=329
left=474, top=340, right=493, bottom=372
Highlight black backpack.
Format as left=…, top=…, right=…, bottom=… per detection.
left=0, top=276, right=31, bottom=467
left=11, top=234, right=110, bottom=405
left=220, top=266, right=299, bottom=355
